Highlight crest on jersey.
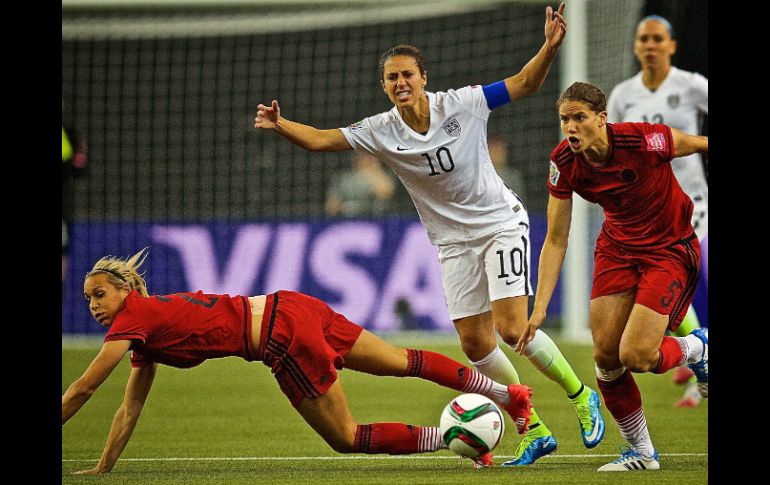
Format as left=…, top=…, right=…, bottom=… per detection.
left=549, top=161, right=560, bottom=186
left=645, top=132, right=667, bottom=151
left=667, top=94, right=680, bottom=109
left=442, top=117, right=461, bottom=137
left=348, top=120, right=368, bottom=132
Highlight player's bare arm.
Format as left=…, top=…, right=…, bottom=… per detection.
left=62, top=339, right=132, bottom=424
left=504, top=3, right=567, bottom=102
left=671, top=127, right=708, bottom=158
left=516, top=195, right=572, bottom=353
left=74, top=363, right=158, bottom=475
left=254, top=99, right=352, bottom=152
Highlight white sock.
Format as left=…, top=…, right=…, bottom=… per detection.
left=418, top=427, right=447, bottom=451
left=460, top=368, right=512, bottom=406
left=470, top=345, right=520, bottom=384
left=616, top=408, right=655, bottom=458
left=677, top=334, right=705, bottom=363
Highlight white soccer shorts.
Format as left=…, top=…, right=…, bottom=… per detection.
left=437, top=220, right=533, bottom=321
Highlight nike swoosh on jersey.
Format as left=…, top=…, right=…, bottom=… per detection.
left=505, top=279, right=520, bottom=286
left=396, top=145, right=412, bottom=151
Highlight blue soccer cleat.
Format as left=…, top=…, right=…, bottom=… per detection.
left=687, top=328, right=708, bottom=398
left=572, top=387, right=605, bottom=449
left=597, top=446, right=660, bottom=471
left=501, top=433, right=557, bottom=466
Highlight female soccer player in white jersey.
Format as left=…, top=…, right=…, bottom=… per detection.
left=255, top=3, right=605, bottom=467
left=607, top=15, right=708, bottom=408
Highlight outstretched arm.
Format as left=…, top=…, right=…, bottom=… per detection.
left=671, top=127, right=708, bottom=158
left=62, top=339, right=132, bottom=424
left=515, top=195, right=572, bottom=353
left=254, top=100, right=353, bottom=152
left=73, top=363, right=158, bottom=475
left=504, top=3, right=567, bottom=102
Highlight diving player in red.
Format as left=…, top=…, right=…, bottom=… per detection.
left=62, top=249, right=533, bottom=474
left=513, top=82, right=708, bottom=472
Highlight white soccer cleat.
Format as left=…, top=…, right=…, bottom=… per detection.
left=597, top=446, right=660, bottom=471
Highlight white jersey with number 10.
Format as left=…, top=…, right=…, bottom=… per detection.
left=340, top=85, right=520, bottom=246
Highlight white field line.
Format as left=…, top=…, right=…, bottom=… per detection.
left=63, top=453, right=707, bottom=462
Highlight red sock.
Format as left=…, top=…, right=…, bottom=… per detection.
left=596, top=371, right=642, bottom=422
left=405, top=349, right=471, bottom=390
left=653, top=336, right=686, bottom=374
left=353, top=423, right=442, bottom=454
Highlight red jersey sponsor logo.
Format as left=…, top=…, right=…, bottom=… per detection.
left=645, top=132, right=667, bottom=151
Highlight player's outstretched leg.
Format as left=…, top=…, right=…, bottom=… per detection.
left=344, top=331, right=534, bottom=436
left=295, top=380, right=446, bottom=456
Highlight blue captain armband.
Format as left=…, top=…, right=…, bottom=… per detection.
left=482, top=80, right=511, bottom=110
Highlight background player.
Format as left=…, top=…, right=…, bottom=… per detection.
left=254, top=3, right=606, bottom=467
left=62, top=249, right=534, bottom=474
left=516, top=82, right=708, bottom=471
left=607, top=15, right=708, bottom=408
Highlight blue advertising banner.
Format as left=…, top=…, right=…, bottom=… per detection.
left=62, top=217, right=707, bottom=334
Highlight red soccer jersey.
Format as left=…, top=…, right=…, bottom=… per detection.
left=547, top=122, right=694, bottom=249
left=104, top=291, right=254, bottom=368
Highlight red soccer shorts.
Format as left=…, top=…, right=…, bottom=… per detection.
left=256, top=291, right=364, bottom=407
left=591, top=233, right=701, bottom=331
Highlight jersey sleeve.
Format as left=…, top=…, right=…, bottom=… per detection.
left=339, top=117, right=379, bottom=154
left=547, top=159, right=572, bottom=199
left=690, top=72, right=708, bottom=115
left=104, top=313, right=148, bottom=344
left=129, top=349, right=151, bottom=368
left=638, top=123, right=675, bottom=164
left=450, top=85, right=492, bottom=119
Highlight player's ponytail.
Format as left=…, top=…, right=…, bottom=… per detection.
left=86, top=248, right=151, bottom=297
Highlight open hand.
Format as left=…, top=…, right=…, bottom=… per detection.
left=515, top=311, right=546, bottom=354
left=544, top=3, right=567, bottom=50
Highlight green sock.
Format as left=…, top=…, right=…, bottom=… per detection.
left=674, top=305, right=701, bottom=337
left=526, top=407, right=550, bottom=435
left=518, top=330, right=583, bottom=397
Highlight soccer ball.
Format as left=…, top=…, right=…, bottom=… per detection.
left=439, top=393, right=505, bottom=459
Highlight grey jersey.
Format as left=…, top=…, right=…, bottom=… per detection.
left=340, top=86, right=520, bottom=246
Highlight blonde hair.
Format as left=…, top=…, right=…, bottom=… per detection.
left=86, top=248, right=150, bottom=297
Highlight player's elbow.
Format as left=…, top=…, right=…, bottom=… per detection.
left=509, top=74, right=540, bottom=98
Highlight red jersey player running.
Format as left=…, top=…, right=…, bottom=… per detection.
left=62, top=249, right=533, bottom=474
left=514, top=82, right=708, bottom=471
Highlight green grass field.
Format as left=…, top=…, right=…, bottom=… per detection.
left=62, top=333, right=707, bottom=484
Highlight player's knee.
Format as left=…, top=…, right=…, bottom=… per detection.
left=495, top=324, right=523, bottom=347
left=459, top=336, right=497, bottom=362
left=618, top=346, right=656, bottom=373
left=492, top=312, right=527, bottom=347
left=593, top=348, right=620, bottom=371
